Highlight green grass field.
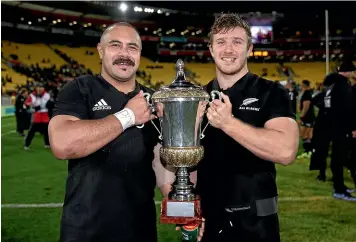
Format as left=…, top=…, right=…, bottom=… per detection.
left=2, top=116, right=356, bottom=242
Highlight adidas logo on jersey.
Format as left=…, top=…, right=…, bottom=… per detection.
left=93, top=99, right=112, bottom=111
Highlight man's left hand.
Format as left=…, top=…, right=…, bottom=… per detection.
left=206, top=92, right=234, bottom=130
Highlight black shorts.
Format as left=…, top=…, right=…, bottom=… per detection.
left=301, top=121, right=314, bottom=128
left=201, top=211, right=280, bottom=242
left=301, top=117, right=315, bottom=128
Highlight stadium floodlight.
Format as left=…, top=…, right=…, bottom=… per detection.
left=144, top=8, right=155, bottom=13
left=119, top=3, right=128, bottom=12
left=134, top=6, right=143, bottom=12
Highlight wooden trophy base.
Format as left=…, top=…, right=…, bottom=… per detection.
left=160, top=196, right=202, bottom=225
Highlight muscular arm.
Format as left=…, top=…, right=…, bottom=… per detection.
left=222, top=117, right=299, bottom=165
left=49, top=114, right=123, bottom=160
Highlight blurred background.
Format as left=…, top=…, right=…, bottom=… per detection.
left=1, top=1, right=356, bottom=242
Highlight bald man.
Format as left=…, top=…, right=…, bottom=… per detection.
left=49, top=22, right=169, bottom=242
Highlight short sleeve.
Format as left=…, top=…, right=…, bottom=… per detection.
left=52, top=80, right=89, bottom=119
left=265, top=83, right=296, bottom=122
left=304, top=91, right=312, bottom=101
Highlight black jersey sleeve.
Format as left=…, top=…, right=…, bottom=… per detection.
left=303, top=90, right=313, bottom=102
left=265, top=83, right=296, bottom=121
left=52, top=79, right=89, bottom=119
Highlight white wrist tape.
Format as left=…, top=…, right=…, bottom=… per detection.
left=114, top=108, right=135, bottom=131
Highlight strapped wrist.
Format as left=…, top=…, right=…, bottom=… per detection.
left=114, top=108, right=135, bottom=131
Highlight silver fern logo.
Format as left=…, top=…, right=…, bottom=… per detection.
left=242, top=98, right=259, bottom=106
left=239, top=98, right=260, bottom=111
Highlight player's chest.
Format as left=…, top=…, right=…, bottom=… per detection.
left=229, top=91, right=269, bottom=127
left=86, top=91, right=129, bottom=119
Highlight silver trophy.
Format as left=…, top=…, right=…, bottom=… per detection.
left=143, top=59, right=220, bottom=223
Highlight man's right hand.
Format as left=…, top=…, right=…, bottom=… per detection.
left=125, top=90, right=156, bottom=125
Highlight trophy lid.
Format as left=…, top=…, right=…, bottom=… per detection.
left=151, top=59, right=209, bottom=102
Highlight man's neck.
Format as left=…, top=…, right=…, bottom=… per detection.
left=216, top=65, right=249, bottom=90
left=101, top=71, right=136, bottom=94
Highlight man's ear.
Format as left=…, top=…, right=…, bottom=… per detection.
left=97, top=43, right=103, bottom=60
left=209, top=44, right=215, bottom=59
left=247, top=44, right=253, bottom=57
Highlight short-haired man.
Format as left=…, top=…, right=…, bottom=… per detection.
left=49, top=22, right=168, bottom=242
left=298, top=79, right=315, bottom=156
left=317, top=61, right=356, bottom=200
left=160, top=13, right=299, bottom=242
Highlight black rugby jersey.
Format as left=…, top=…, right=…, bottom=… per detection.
left=300, top=89, right=315, bottom=122
left=196, top=72, right=295, bottom=215
left=288, top=89, right=298, bottom=115
left=52, top=75, right=159, bottom=242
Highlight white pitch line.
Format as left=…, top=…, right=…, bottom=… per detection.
left=1, top=130, right=16, bottom=136
left=1, top=196, right=334, bottom=208
left=1, top=203, right=64, bottom=208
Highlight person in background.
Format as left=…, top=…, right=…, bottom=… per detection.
left=317, top=61, right=356, bottom=201
left=309, top=84, right=328, bottom=181
left=298, top=80, right=315, bottom=158
left=24, top=85, right=51, bottom=150
left=286, top=80, right=298, bottom=115
left=348, top=71, right=356, bottom=188
left=15, top=88, right=29, bottom=136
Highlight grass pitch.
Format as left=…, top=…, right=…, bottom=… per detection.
left=2, top=116, right=356, bottom=242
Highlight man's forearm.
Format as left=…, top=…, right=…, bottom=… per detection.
left=300, top=106, right=309, bottom=118
left=222, top=118, right=296, bottom=165
left=49, top=115, right=123, bottom=159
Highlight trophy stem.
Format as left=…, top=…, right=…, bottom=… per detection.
left=169, top=167, right=196, bottom=201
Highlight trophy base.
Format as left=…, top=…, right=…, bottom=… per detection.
left=160, top=196, right=202, bottom=225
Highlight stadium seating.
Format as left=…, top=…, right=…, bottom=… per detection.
left=50, top=45, right=101, bottom=74
left=1, top=60, right=28, bottom=93
left=2, top=41, right=67, bottom=68
left=1, top=41, right=353, bottom=92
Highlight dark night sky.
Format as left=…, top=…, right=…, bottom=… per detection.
left=27, top=1, right=348, bottom=16
left=22, top=1, right=351, bottom=28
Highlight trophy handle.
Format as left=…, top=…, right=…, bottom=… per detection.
left=200, top=91, right=222, bottom=139
left=137, top=93, right=163, bottom=140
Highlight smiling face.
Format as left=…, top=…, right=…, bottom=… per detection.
left=97, top=24, right=141, bottom=83
left=209, top=26, right=252, bottom=76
